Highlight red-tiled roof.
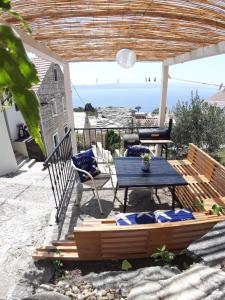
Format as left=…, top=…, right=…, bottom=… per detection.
left=207, top=90, right=225, bottom=109
left=31, top=57, right=51, bottom=92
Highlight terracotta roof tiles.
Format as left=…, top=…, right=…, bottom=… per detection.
left=31, top=57, right=51, bottom=92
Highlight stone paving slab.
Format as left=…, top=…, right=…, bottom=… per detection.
left=0, top=163, right=55, bottom=299
left=188, top=220, right=225, bottom=267
left=128, top=264, right=225, bottom=300
left=84, top=266, right=180, bottom=290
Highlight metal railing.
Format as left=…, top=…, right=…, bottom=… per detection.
left=74, top=125, right=159, bottom=153
left=43, top=129, right=75, bottom=223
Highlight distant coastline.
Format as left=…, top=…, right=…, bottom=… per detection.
left=72, top=82, right=218, bottom=112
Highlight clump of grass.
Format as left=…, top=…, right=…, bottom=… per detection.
left=151, top=245, right=175, bottom=266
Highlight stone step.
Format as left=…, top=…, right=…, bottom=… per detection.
left=19, top=158, right=37, bottom=171
left=17, top=157, right=29, bottom=169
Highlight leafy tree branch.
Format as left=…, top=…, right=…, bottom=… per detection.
left=172, top=91, right=225, bottom=157
left=0, top=0, right=45, bottom=153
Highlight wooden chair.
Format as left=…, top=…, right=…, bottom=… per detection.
left=123, top=144, right=154, bottom=157
left=71, top=149, right=115, bottom=214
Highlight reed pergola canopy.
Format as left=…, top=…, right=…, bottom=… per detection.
left=3, top=1, right=225, bottom=63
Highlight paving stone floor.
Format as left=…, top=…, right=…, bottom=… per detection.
left=61, top=167, right=174, bottom=236
left=0, top=163, right=54, bottom=299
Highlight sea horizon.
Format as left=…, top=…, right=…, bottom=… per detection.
left=72, top=82, right=218, bottom=112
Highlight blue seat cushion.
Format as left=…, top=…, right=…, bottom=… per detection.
left=155, top=209, right=195, bottom=223
left=116, top=211, right=155, bottom=226
left=72, top=149, right=100, bottom=182
left=126, top=145, right=150, bottom=157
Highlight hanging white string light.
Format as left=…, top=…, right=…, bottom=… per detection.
left=116, top=49, right=137, bottom=68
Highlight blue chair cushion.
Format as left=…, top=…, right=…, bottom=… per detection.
left=72, top=149, right=100, bottom=182
left=155, top=209, right=195, bottom=223
left=126, top=145, right=150, bottom=157
left=116, top=211, right=155, bottom=226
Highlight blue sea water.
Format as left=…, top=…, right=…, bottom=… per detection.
left=72, top=83, right=218, bottom=112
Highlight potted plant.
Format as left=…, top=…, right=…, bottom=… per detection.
left=141, top=152, right=151, bottom=172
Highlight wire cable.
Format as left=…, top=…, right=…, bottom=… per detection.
left=71, top=83, right=86, bottom=106
left=169, top=75, right=224, bottom=89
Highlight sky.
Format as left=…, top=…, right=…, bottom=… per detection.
left=69, top=53, right=225, bottom=88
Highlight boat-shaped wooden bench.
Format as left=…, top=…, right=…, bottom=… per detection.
left=33, top=212, right=224, bottom=261
left=169, top=143, right=225, bottom=211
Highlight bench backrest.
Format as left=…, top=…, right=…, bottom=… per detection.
left=187, top=144, right=225, bottom=196
left=74, top=216, right=222, bottom=260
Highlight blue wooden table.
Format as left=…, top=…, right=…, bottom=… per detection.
left=114, top=156, right=187, bottom=212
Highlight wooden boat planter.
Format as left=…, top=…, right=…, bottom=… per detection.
left=33, top=213, right=224, bottom=261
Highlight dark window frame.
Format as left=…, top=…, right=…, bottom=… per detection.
left=54, top=68, right=58, bottom=81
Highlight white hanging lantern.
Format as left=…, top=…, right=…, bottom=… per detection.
left=116, top=49, right=137, bottom=68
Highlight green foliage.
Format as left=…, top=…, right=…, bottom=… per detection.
left=141, top=152, right=152, bottom=162
left=0, top=1, right=45, bottom=153
left=213, top=148, right=225, bottom=166
left=0, top=0, right=31, bottom=32
left=194, top=199, right=205, bottom=210
left=172, top=91, right=225, bottom=156
left=151, top=245, right=175, bottom=265
left=135, top=106, right=141, bottom=112
left=73, top=106, right=85, bottom=112
left=121, top=259, right=132, bottom=271
left=0, top=0, right=11, bottom=10
left=152, top=107, right=159, bottom=114
left=84, top=103, right=96, bottom=113
left=211, top=204, right=223, bottom=215
left=52, top=259, right=63, bottom=272
left=105, top=129, right=121, bottom=155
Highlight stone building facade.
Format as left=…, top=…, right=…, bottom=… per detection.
left=32, top=57, right=69, bottom=156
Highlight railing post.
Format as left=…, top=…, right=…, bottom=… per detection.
left=156, top=64, right=169, bottom=156
left=63, top=63, right=77, bottom=154
left=44, top=130, right=74, bottom=223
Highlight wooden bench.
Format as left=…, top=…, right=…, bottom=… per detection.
left=169, top=143, right=225, bottom=212
left=33, top=213, right=224, bottom=261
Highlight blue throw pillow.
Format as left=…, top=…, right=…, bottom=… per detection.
left=126, top=145, right=150, bottom=157
left=72, top=149, right=100, bottom=182
left=116, top=212, right=155, bottom=226
left=155, top=209, right=195, bottom=223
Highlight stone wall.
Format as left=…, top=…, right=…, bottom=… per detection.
left=37, top=64, right=69, bottom=156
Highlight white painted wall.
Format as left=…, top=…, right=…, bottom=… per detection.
left=0, top=112, right=18, bottom=176
left=5, top=104, right=24, bottom=141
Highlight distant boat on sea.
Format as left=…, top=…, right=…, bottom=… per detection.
left=72, top=82, right=218, bottom=112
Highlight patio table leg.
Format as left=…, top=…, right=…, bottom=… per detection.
left=165, top=144, right=168, bottom=160
left=123, top=187, right=129, bottom=212
left=113, top=182, right=119, bottom=201
left=171, top=186, right=175, bottom=210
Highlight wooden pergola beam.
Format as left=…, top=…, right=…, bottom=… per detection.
left=164, top=40, right=225, bottom=66
left=1, top=21, right=66, bottom=66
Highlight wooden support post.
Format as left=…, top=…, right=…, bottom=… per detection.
left=164, top=40, right=225, bottom=66
left=63, top=63, right=77, bottom=154
left=156, top=65, right=169, bottom=156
